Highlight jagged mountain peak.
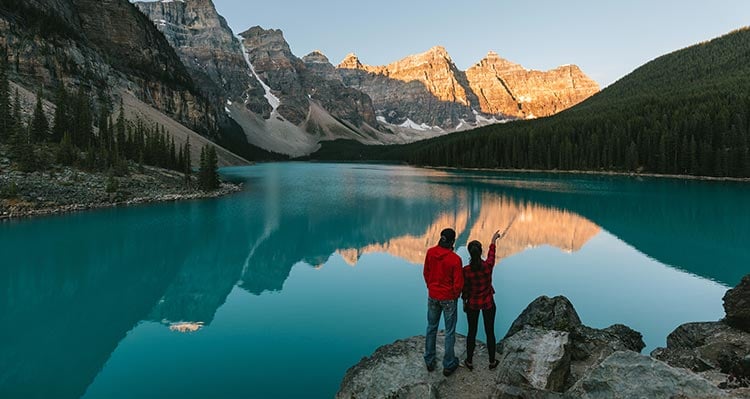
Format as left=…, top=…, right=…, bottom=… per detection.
left=475, top=51, right=525, bottom=73
left=338, top=53, right=363, bottom=69
left=240, top=25, right=284, bottom=39
left=426, top=45, right=449, bottom=56
left=239, top=26, right=292, bottom=55
left=403, top=45, right=453, bottom=64
left=303, top=50, right=331, bottom=64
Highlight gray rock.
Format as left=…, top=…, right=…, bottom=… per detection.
left=724, top=274, right=750, bottom=332
left=496, top=327, right=571, bottom=392
left=651, top=322, right=750, bottom=392
left=652, top=321, right=750, bottom=389
left=337, top=333, right=497, bottom=399
left=504, top=296, right=582, bottom=339
left=567, top=351, right=728, bottom=398
left=502, top=295, right=645, bottom=388
left=494, top=384, right=564, bottom=399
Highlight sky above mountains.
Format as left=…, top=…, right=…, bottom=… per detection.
left=214, top=0, right=750, bottom=87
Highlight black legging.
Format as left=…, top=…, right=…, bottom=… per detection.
left=466, top=305, right=496, bottom=363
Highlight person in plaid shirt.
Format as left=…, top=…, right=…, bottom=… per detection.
left=462, top=230, right=504, bottom=370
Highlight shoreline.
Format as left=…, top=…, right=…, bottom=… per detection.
left=0, top=183, right=242, bottom=222
left=304, top=159, right=750, bottom=182
left=423, top=165, right=750, bottom=183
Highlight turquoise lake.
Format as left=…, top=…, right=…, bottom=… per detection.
left=1, top=162, right=749, bottom=398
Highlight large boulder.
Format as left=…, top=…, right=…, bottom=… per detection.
left=336, top=333, right=497, bottom=399
left=651, top=321, right=750, bottom=388
left=496, top=327, right=571, bottom=392
left=567, top=351, right=728, bottom=398
left=503, top=295, right=645, bottom=388
left=724, top=274, right=750, bottom=332
left=505, top=296, right=582, bottom=338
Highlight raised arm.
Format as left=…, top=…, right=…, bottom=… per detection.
left=485, top=230, right=502, bottom=268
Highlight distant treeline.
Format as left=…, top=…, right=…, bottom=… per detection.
left=312, top=28, right=750, bottom=178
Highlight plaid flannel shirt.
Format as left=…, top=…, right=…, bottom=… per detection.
left=461, top=243, right=497, bottom=311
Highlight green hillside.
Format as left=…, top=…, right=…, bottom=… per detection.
left=310, top=28, right=750, bottom=178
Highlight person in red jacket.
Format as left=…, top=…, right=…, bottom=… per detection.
left=462, top=230, right=503, bottom=371
left=423, top=228, right=464, bottom=376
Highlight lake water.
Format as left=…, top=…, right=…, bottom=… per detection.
left=1, top=163, right=748, bottom=398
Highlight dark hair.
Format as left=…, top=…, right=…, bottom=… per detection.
left=439, top=228, right=456, bottom=249
left=468, top=240, right=483, bottom=271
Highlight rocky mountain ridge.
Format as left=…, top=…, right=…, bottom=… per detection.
left=133, top=0, right=600, bottom=156
left=337, top=47, right=600, bottom=127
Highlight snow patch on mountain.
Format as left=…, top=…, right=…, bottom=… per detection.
left=239, top=37, right=280, bottom=116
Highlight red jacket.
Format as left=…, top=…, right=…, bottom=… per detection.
left=423, top=245, right=464, bottom=300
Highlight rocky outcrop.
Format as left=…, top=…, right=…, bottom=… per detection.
left=724, top=274, right=750, bottom=332
left=652, top=322, right=750, bottom=389
left=336, top=333, right=497, bottom=399
left=338, top=295, right=649, bottom=398
left=338, top=278, right=750, bottom=399
left=466, top=52, right=600, bottom=119
left=651, top=275, right=750, bottom=392
left=567, top=351, right=728, bottom=398
left=503, top=295, right=645, bottom=389
left=337, top=48, right=599, bottom=128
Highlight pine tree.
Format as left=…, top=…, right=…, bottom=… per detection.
left=115, top=99, right=126, bottom=156
left=169, top=136, right=176, bottom=170
left=198, top=145, right=207, bottom=189
left=72, top=86, right=92, bottom=148
left=57, top=133, right=78, bottom=166
left=0, top=47, right=9, bottom=143
left=30, top=89, right=49, bottom=142
left=207, top=145, right=219, bottom=190
left=183, top=136, right=192, bottom=186
left=10, top=95, right=37, bottom=172
left=198, top=145, right=220, bottom=191
left=51, top=83, right=68, bottom=143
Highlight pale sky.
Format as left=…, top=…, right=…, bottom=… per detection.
left=212, top=0, right=750, bottom=87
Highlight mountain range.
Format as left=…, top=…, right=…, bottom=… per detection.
left=128, top=0, right=599, bottom=157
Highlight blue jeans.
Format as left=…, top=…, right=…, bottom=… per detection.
left=424, top=297, right=458, bottom=370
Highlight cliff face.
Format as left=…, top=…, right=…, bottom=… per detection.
left=0, top=0, right=218, bottom=135
left=466, top=51, right=600, bottom=119
left=338, top=48, right=600, bottom=127
left=239, top=27, right=378, bottom=129
left=337, top=48, right=478, bottom=128
left=133, top=0, right=271, bottom=118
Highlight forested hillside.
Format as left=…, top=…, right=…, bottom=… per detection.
left=311, top=28, right=750, bottom=178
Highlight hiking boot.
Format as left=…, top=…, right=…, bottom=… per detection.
left=426, top=361, right=436, bottom=372
left=443, top=365, right=458, bottom=377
